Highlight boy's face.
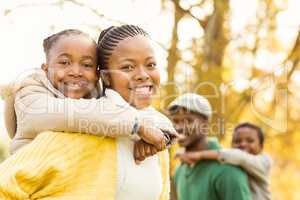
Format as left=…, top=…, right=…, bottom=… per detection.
left=105, top=35, right=160, bottom=109
left=169, top=107, right=209, bottom=137
left=42, top=35, right=99, bottom=99
left=232, top=127, right=262, bottom=155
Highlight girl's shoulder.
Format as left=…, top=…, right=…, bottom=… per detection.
left=139, top=107, right=174, bottom=128
left=1, top=68, right=63, bottom=100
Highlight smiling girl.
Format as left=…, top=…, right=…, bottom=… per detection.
left=2, top=29, right=168, bottom=154
left=0, top=26, right=176, bottom=200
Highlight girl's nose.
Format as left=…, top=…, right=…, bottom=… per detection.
left=134, top=67, right=150, bottom=81
left=69, top=64, right=83, bottom=77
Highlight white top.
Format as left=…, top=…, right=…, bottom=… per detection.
left=104, top=89, right=173, bottom=200
left=117, top=138, right=162, bottom=200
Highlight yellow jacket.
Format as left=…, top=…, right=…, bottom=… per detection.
left=0, top=131, right=170, bottom=200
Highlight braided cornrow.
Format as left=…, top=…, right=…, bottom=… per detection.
left=97, top=25, right=149, bottom=70
left=43, top=29, right=95, bottom=58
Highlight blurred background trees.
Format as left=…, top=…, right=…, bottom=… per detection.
left=1, top=0, right=300, bottom=199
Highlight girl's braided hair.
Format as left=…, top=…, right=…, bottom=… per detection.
left=97, top=24, right=149, bottom=70
left=43, top=29, right=95, bottom=58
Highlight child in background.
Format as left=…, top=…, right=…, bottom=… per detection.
left=177, top=122, right=271, bottom=200
left=1, top=29, right=170, bottom=154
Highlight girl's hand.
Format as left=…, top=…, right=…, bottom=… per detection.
left=137, top=125, right=167, bottom=150
left=134, top=140, right=158, bottom=164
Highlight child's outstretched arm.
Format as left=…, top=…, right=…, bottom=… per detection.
left=14, top=85, right=137, bottom=135
left=176, top=149, right=271, bottom=182
left=175, top=150, right=218, bottom=166
left=217, top=149, right=271, bottom=182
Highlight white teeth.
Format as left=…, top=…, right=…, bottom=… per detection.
left=135, top=87, right=149, bottom=92
left=67, top=82, right=83, bottom=90
left=134, top=86, right=152, bottom=95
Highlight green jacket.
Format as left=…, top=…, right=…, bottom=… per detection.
left=174, top=139, right=252, bottom=200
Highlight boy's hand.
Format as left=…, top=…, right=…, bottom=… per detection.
left=175, top=151, right=202, bottom=166
left=134, top=140, right=158, bottom=164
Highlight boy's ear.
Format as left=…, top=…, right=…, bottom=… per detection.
left=41, top=63, right=48, bottom=73
left=100, top=71, right=111, bottom=87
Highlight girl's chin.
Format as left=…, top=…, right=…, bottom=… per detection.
left=64, top=91, right=86, bottom=99
left=132, top=99, right=152, bottom=109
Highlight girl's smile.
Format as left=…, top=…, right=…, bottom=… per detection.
left=104, top=35, right=160, bottom=109
left=42, top=35, right=98, bottom=99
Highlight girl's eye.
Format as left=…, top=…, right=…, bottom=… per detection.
left=83, top=63, right=93, bottom=68
left=59, top=60, right=70, bottom=65
left=121, top=65, right=134, bottom=71
left=147, top=62, right=157, bottom=68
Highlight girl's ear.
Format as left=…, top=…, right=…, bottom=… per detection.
left=100, top=70, right=111, bottom=87
left=41, top=63, right=48, bottom=73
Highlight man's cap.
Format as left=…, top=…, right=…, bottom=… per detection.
left=168, top=93, right=212, bottom=119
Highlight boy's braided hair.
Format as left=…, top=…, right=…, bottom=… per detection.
left=97, top=25, right=149, bottom=70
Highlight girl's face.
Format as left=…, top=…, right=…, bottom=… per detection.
left=232, top=127, right=262, bottom=155
left=42, top=35, right=99, bottom=99
left=106, top=35, right=160, bottom=109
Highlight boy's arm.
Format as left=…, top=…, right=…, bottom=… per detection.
left=14, top=85, right=139, bottom=139
left=218, top=149, right=272, bottom=182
